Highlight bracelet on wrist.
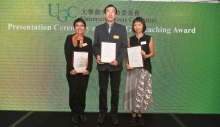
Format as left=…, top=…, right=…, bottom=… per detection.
left=145, top=55, right=148, bottom=58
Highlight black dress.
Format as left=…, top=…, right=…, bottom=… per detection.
left=123, top=34, right=154, bottom=113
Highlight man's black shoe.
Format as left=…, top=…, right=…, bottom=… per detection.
left=79, top=114, right=87, bottom=122
left=72, top=116, right=78, bottom=123
left=97, top=113, right=106, bottom=124
left=111, top=115, right=119, bottom=125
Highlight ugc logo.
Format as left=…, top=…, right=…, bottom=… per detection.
left=48, top=4, right=77, bottom=22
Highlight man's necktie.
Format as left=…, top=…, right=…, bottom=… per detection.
left=108, top=25, right=112, bottom=33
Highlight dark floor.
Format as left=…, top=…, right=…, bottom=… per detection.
left=0, top=111, right=219, bottom=127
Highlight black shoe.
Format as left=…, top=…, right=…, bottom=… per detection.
left=111, top=115, right=119, bottom=125
left=97, top=113, right=106, bottom=124
left=130, top=117, right=137, bottom=125
left=72, top=116, right=78, bottom=124
left=138, top=117, right=145, bottom=125
left=79, top=114, right=87, bottom=122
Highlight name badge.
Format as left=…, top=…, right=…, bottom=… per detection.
left=113, top=35, right=119, bottom=39
left=83, top=43, right=87, bottom=47
left=140, top=41, right=146, bottom=45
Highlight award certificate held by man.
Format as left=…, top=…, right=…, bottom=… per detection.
left=101, top=42, right=116, bottom=63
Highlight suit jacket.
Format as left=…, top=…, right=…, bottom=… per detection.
left=64, top=34, right=93, bottom=73
left=93, top=22, right=127, bottom=71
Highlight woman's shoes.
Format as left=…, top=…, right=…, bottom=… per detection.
left=79, top=114, right=87, bottom=122
left=138, top=116, right=145, bottom=125
left=130, top=117, right=137, bottom=125
left=130, top=116, right=145, bottom=125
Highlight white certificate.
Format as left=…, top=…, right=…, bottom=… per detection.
left=73, top=51, right=88, bottom=73
left=127, top=46, right=143, bottom=68
left=101, top=42, right=116, bottom=63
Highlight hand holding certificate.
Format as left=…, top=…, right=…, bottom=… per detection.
left=127, top=46, right=143, bottom=68
left=101, top=42, right=116, bottom=63
left=73, top=51, right=88, bottom=73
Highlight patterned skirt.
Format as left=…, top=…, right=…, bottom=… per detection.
left=123, top=68, right=154, bottom=113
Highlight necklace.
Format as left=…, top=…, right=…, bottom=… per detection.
left=136, top=33, right=144, bottom=39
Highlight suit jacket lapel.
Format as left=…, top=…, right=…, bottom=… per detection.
left=102, top=23, right=109, bottom=34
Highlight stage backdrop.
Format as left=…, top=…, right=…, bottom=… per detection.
left=1, top=0, right=220, bottom=114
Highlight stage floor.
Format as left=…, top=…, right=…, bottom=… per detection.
left=0, top=111, right=220, bottom=127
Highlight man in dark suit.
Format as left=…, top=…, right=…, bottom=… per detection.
left=93, top=4, right=127, bottom=125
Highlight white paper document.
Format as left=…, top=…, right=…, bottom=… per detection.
left=101, top=42, right=116, bottom=63
left=127, top=46, right=143, bottom=68
left=73, top=51, right=88, bottom=73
